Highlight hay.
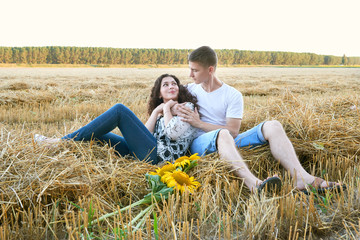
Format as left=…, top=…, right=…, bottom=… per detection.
left=1, top=67, right=360, bottom=239
left=1, top=82, right=31, bottom=91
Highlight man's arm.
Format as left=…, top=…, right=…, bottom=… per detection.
left=192, top=117, right=241, bottom=138
left=176, top=104, right=241, bottom=138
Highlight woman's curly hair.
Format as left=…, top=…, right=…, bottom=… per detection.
left=148, top=74, right=199, bottom=115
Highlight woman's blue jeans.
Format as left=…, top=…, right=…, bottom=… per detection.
left=62, top=104, right=159, bottom=164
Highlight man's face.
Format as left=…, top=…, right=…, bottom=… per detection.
left=189, top=61, right=210, bottom=84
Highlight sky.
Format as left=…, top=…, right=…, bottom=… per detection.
left=1, top=0, right=359, bottom=57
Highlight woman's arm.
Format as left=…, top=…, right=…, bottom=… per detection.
left=145, top=103, right=164, bottom=133
left=163, top=100, right=178, bottom=127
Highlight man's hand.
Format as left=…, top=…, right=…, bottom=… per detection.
left=178, top=104, right=201, bottom=127
left=176, top=103, right=242, bottom=138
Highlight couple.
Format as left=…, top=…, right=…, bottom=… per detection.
left=36, top=46, right=342, bottom=194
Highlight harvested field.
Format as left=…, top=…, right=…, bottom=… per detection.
left=1, top=67, right=360, bottom=239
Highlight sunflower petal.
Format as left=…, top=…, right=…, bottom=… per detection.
left=161, top=170, right=200, bottom=193
left=189, top=153, right=201, bottom=161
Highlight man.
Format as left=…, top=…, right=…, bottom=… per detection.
left=176, top=46, right=341, bottom=194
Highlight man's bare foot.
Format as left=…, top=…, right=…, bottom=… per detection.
left=298, top=177, right=345, bottom=195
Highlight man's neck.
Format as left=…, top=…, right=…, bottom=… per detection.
left=201, top=76, right=223, bottom=93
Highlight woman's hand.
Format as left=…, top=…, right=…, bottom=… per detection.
left=170, top=102, right=187, bottom=116
left=163, top=100, right=178, bottom=115
left=154, top=103, right=165, bottom=115
left=164, top=100, right=178, bottom=109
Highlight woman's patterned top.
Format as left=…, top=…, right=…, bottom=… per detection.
left=153, top=102, right=197, bottom=163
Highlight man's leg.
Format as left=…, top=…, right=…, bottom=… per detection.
left=190, top=129, right=266, bottom=192
left=261, top=120, right=316, bottom=189
left=217, top=129, right=262, bottom=192
left=262, top=120, right=339, bottom=190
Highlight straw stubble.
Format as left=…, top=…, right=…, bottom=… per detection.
left=0, top=67, right=359, bottom=239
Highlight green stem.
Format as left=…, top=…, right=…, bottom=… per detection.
left=183, top=160, right=197, bottom=173
left=131, top=204, right=154, bottom=231
left=83, top=198, right=148, bottom=229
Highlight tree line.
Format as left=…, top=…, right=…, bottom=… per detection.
left=0, top=46, right=359, bottom=65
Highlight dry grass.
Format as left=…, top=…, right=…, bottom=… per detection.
left=0, top=67, right=360, bottom=239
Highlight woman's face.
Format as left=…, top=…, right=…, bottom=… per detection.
left=159, top=76, right=179, bottom=103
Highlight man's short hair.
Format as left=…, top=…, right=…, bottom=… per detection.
left=188, top=46, right=218, bottom=68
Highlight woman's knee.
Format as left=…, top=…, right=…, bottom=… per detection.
left=113, top=103, right=125, bottom=110
left=113, top=103, right=132, bottom=114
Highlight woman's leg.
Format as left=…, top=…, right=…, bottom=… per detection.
left=62, top=104, right=158, bottom=163
left=96, top=132, right=130, bottom=157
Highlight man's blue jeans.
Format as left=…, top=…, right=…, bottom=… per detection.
left=190, top=122, right=267, bottom=156
left=62, top=104, right=159, bottom=164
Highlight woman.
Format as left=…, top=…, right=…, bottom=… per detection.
left=35, top=74, right=199, bottom=165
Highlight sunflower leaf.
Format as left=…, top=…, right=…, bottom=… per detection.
left=144, top=173, right=174, bottom=202
left=312, top=142, right=325, bottom=150
left=145, top=174, right=164, bottom=192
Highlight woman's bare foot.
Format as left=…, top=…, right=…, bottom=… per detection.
left=34, top=134, right=61, bottom=146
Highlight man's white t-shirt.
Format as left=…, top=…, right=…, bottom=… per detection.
left=186, top=82, right=244, bottom=137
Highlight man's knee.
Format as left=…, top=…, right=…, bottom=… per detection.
left=262, top=120, right=285, bottom=139
left=217, top=129, right=233, bottom=144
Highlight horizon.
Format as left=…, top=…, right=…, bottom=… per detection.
left=1, top=0, right=359, bottom=57
left=0, top=46, right=355, bottom=58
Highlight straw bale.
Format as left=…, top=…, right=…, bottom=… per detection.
left=0, top=132, right=156, bottom=207
left=239, top=90, right=360, bottom=162
left=0, top=91, right=56, bottom=106
left=1, top=82, right=31, bottom=91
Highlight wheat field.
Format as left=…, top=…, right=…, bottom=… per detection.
left=0, top=67, right=360, bottom=239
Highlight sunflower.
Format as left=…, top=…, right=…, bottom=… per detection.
left=188, top=153, right=201, bottom=161
left=161, top=170, right=200, bottom=193
left=149, top=162, right=176, bottom=177
left=174, top=156, right=191, bottom=168
left=174, top=153, right=201, bottom=168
